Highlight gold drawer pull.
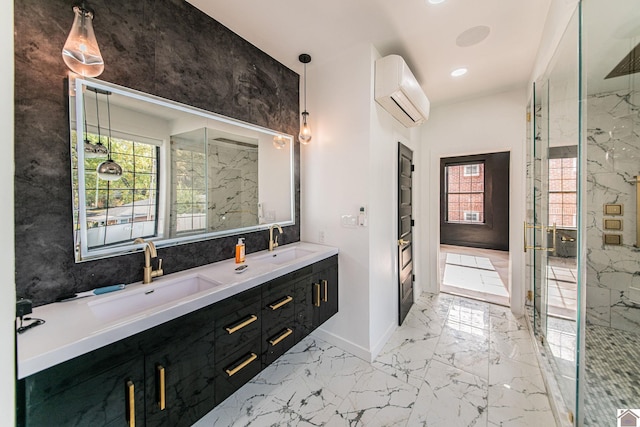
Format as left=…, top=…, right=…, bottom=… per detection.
left=269, top=328, right=293, bottom=346
left=156, top=365, right=165, bottom=410
left=322, top=280, right=328, bottom=302
left=225, top=353, right=258, bottom=377
left=313, top=283, right=321, bottom=307
left=269, top=295, right=293, bottom=310
left=127, top=380, right=135, bottom=427
left=225, top=314, right=258, bottom=334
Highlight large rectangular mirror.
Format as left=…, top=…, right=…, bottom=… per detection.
left=70, top=78, right=294, bottom=262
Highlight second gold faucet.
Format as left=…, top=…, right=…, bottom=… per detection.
left=269, top=224, right=283, bottom=251
left=135, top=238, right=164, bottom=284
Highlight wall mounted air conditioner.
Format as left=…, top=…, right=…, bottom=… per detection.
left=374, top=55, right=430, bottom=127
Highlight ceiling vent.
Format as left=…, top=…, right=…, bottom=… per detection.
left=375, top=55, right=430, bottom=127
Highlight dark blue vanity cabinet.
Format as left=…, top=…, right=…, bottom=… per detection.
left=18, top=256, right=338, bottom=426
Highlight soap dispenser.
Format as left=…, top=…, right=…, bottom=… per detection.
left=235, top=238, right=246, bottom=263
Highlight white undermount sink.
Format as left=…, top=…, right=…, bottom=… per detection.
left=88, top=275, right=222, bottom=322
left=255, top=247, right=315, bottom=265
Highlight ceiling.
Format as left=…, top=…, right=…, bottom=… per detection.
left=187, top=0, right=552, bottom=106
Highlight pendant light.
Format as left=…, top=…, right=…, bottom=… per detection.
left=298, top=54, right=312, bottom=145
left=96, top=91, right=123, bottom=181
left=62, top=1, right=104, bottom=77
left=272, top=134, right=287, bottom=150
left=83, top=92, right=108, bottom=158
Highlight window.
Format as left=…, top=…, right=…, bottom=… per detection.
left=463, top=164, right=480, bottom=176
left=445, top=162, right=485, bottom=224
left=74, top=131, right=160, bottom=249
left=549, top=157, right=577, bottom=227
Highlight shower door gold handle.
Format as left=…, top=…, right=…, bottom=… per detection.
left=398, top=239, right=409, bottom=246
left=524, top=222, right=556, bottom=252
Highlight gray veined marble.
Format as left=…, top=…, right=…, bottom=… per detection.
left=195, top=293, right=554, bottom=427
left=586, top=89, right=640, bottom=333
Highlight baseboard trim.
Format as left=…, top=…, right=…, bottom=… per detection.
left=312, top=327, right=372, bottom=362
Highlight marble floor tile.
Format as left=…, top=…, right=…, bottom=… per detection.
left=372, top=324, right=439, bottom=387
left=332, top=368, right=419, bottom=426
left=407, top=360, right=488, bottom=426
left=196, top=293, right=556, bottom=427
left=433, top=324, right=490, bottom=380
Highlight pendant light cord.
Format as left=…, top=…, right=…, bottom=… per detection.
left=94, top=89, right=101, bottom=149
left=303, top=62, right=307, bottom=113
left=106, top=92, right=112, bottom=161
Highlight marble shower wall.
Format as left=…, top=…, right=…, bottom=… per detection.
left=207, top=140, right=259, bottom=231
left=586, top=89, right=640, bottom=332
left=15, top=0, right=300, bottom=305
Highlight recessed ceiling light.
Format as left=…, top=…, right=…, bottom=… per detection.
left=427, top=0, right=446, bottom=4
left=451, top=68, right=468, bottom=77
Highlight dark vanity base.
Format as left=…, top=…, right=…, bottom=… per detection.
left=17, top=256, right=338, bottom=427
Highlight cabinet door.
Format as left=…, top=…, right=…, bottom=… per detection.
left=318, top=262, right=339, bottom=324
left=22, top=357, right=144, bottom=427
left=144, top=327, right=216, bottom=427
left=294, top=276, right=315, bottom=342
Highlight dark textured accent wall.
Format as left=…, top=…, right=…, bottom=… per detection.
left=15, top=0, right=301, bottom=306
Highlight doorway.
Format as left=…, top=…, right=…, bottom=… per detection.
left=439, top=152, right=510, bottom=306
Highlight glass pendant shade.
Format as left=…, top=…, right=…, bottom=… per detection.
left=62, top=5, right=104, bottom=77
left=272, top=135, right=287, bottom=149
left=96, top=159, right=123, bottom=181
left=299, top=111, right=312, bottom=144
left=84, top=140, right=109, bottom=158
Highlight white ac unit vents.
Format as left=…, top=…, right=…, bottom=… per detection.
left=374, top=55, right=430, bottom=127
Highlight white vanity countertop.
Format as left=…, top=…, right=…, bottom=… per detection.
left=17, top=242, right=338, bottom=379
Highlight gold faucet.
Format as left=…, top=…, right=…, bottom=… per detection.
left=134, top=238, right=163, bottom=284
left=269, top=224, right=283, bottom=251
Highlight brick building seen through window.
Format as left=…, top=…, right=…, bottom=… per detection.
left=549, top=157, right=577, bottom=228
left=445, top=162, right=485, bottom=224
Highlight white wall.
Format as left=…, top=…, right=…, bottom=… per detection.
left=2, top=0, right=15, bottom=423
left=301, top=43, right=373, bottom=358
left=301, top=43, right=423, bottom=360
left=421, top=88, right=528, bottom=314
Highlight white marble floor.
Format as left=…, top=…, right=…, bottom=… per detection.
left=194, top=293, right=556, bottom=426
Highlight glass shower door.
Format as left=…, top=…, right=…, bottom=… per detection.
left=529, top=7, right=581, bottom=425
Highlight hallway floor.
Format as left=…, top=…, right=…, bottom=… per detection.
left=439, top=245, right=510, bottom=306
left=195, top=293, right=555, bottom=426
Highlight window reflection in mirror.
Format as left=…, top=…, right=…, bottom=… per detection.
left=70, top=78, right=294, bottom=262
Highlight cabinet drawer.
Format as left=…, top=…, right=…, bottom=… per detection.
left=262, top=285, right=295, bottom=330
left=262, top=324, right=296, bottom=366
left=215, top=293, right=261, bottom=363
left=215, top=339, right=262, bottom=405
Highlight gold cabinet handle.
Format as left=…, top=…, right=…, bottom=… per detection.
left=225, top=353, right=258, bottom=377
left=523, top=221, right=528, bottom=253
left=269, top=295, right=293, bottom=310
left=156, top=365, right=165, bottom=411
left=322, top=280, right=328, bottom=302
left=398, top=239, right=409, bottom=246
left=269, top=328, right=293, bottom=346
left=126, top=380, right=135, bottom=427
left=313, top=283, right=321, bottom=307
left=225, top=314, right=258, bottom=334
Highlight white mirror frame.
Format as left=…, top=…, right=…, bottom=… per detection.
left=71, top=77, right=295, bottom=262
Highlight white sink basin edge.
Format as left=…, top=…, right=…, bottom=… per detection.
left=253, top=247, right=315, bottom=265
left=88, top=275, right=223, bottom=322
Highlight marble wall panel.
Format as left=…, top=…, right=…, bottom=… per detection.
left=586, top=89, right=640, bottom=331
left=15, top=0, right=300, bottom=305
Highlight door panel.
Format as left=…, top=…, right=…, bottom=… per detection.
left=398, top=143, right=414, bottom=325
